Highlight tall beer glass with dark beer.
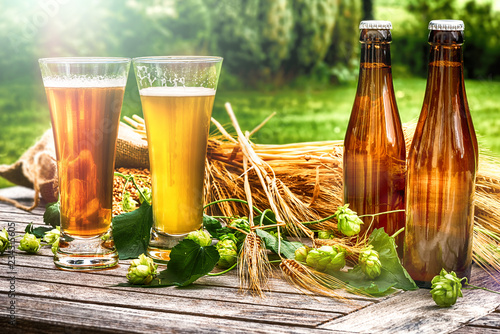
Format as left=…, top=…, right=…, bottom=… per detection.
left=133, top=56, right=222, bottom=262
left=39, top=57, right=130, bottom=270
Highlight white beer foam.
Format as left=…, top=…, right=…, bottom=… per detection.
left=139, top=86, right=216, bottom=97
left=43, top=76, right=127, bottom=88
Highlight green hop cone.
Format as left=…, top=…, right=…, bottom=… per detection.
left=335, top=204, right=363, bottom=237
left=318, top=245, right=336, bottom=257
left=185, top=230, right=212, bottom=247
left=268, top=230, right=280, bottom=239
left=430, top=269, right=464, bottom=307
left=43, top=227, right=60, bottom=244
left=219, top=233, right=239, bottom=246
left=127, top=254, right=158, bottom=285
left=229, top=218, right=251, bottom=243
left=216, top=239, right=238, bottom=269
left=317, top=230, right=335, bottom=239
left=216, top=239, right=238, bottom=252
left=121, top=191, right=138, bottom=212
left=51, top=238, right=59, bottom=255
left=217, top=247, right=238, bottom=269
left=230, top=218, right=251, bottom=233
left=18, top=233, right=41, bottom=254
left=306, top=248, right=331, bottom=272
left=359, top=247, right=382, bottom=279
left=138, top=187, right=152, bottom=204
left=294, top=245, right=310, bottom=262
left=325, top=251, right=346, bottom=273
left=0, top=228, right=11, bottom=255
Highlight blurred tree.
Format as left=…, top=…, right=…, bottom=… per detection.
left=285, top=0, right=337, bottom=73
left=324, top=0, right=362, bottom=84
left=362, top=0, right=373, bottom=20
left=206, top=0, right=343, bottom=86
left=397, top=0, right=500, bottom=79
left=205, top=0, right=295, bottom=85
left=461, top=0, right=500, bottom=79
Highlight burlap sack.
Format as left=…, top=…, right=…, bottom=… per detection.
left=0, top=123, right=149, bottom=206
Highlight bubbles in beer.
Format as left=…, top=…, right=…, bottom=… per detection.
left=139, top=86, right=216, bottom=97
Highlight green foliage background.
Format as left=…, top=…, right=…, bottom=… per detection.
left=0, top=0, right=499, bottom=189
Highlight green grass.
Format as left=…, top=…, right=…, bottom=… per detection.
left=1, top=78, right=500, bottom=189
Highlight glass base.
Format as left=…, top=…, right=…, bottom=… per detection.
left=54, top=230, right=118, bottom=270
left=147, top=228, right=187, bottom=263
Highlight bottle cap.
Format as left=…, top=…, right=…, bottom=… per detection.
left=359, top=20, right=392, bottom=30
left=428, top=20, right=464, bottom=31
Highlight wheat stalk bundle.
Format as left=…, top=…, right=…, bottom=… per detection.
left=122, top=104, right=500, bottom=294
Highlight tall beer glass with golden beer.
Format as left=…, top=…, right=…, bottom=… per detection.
left=133, top=56, right=222, bottom=262
left=39, top=57, right=130, bottom=270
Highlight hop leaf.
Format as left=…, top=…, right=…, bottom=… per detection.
left=335, top=204, right=363, bottom=237
left=43, top=227, right=60, bottom=244
left=430, top=269, right=465, bottom=307
left=294, top=245, right=310, bottom=262
left=121, top=191, right=138, bottom=212
left=18, top=233, right=41, bottom=254
left=127, top=254, right=158, bottom=285
left=0, top=228, right=11, bottom=255
left=185, top=230, right=212, bottom=247
left=359, top=247, right=382, bottom=279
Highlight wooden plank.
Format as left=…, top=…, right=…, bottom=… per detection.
left=452, top=327, right=500, bottom=334
left=319, top=269, right=500, bottom=334
left=0, top=186, right=37, bottom=201
left=467, top=312, right=500, bottom=329
left=0, top=295, right=343, bottom=334
left=0, top=263, right=372, bottom=315
left=0, top=212, right=47, bottom=223
left=0, top=250, right=381, bottom=303
left=0, top=203, right=44, bottom=216
left=0, top=278, right=344, bottom=328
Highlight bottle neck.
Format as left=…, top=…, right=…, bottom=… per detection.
left=427, top=43, right=463, bottom=72
left=426, top=30, right=465, bottom=90
left=359, top=29, right=392, bottom=68
left=360, top=42, right=391, bottom=68
left=356, top=38, right=393, bottom=97
left=425, top=41, right=465, bottom=103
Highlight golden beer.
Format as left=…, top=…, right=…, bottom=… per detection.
left=140, top=87, right=215, bottom=235
left=46, top=85, right=125, bottom=237
left=133, top=56, right=222, bottom=261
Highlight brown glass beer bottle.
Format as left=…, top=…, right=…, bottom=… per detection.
left=343, top=20, right=406, bottom=256
left=404, top=20, right=478, bottom=287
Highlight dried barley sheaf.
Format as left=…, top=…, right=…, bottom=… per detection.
left=239, top=232, right=272, bottom=297
left=119, top=106, right=500, bottom=290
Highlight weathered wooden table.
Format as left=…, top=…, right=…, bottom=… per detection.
left=1, top=186, right=500, bottom=333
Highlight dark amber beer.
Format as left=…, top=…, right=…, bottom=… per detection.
left=40, top=58, right=130, bottom=270
left=343, top=21, right=406, bottom=256
left=404, top=20, right=477, bottom=287
left=46, top=86, right=124, bottom=236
